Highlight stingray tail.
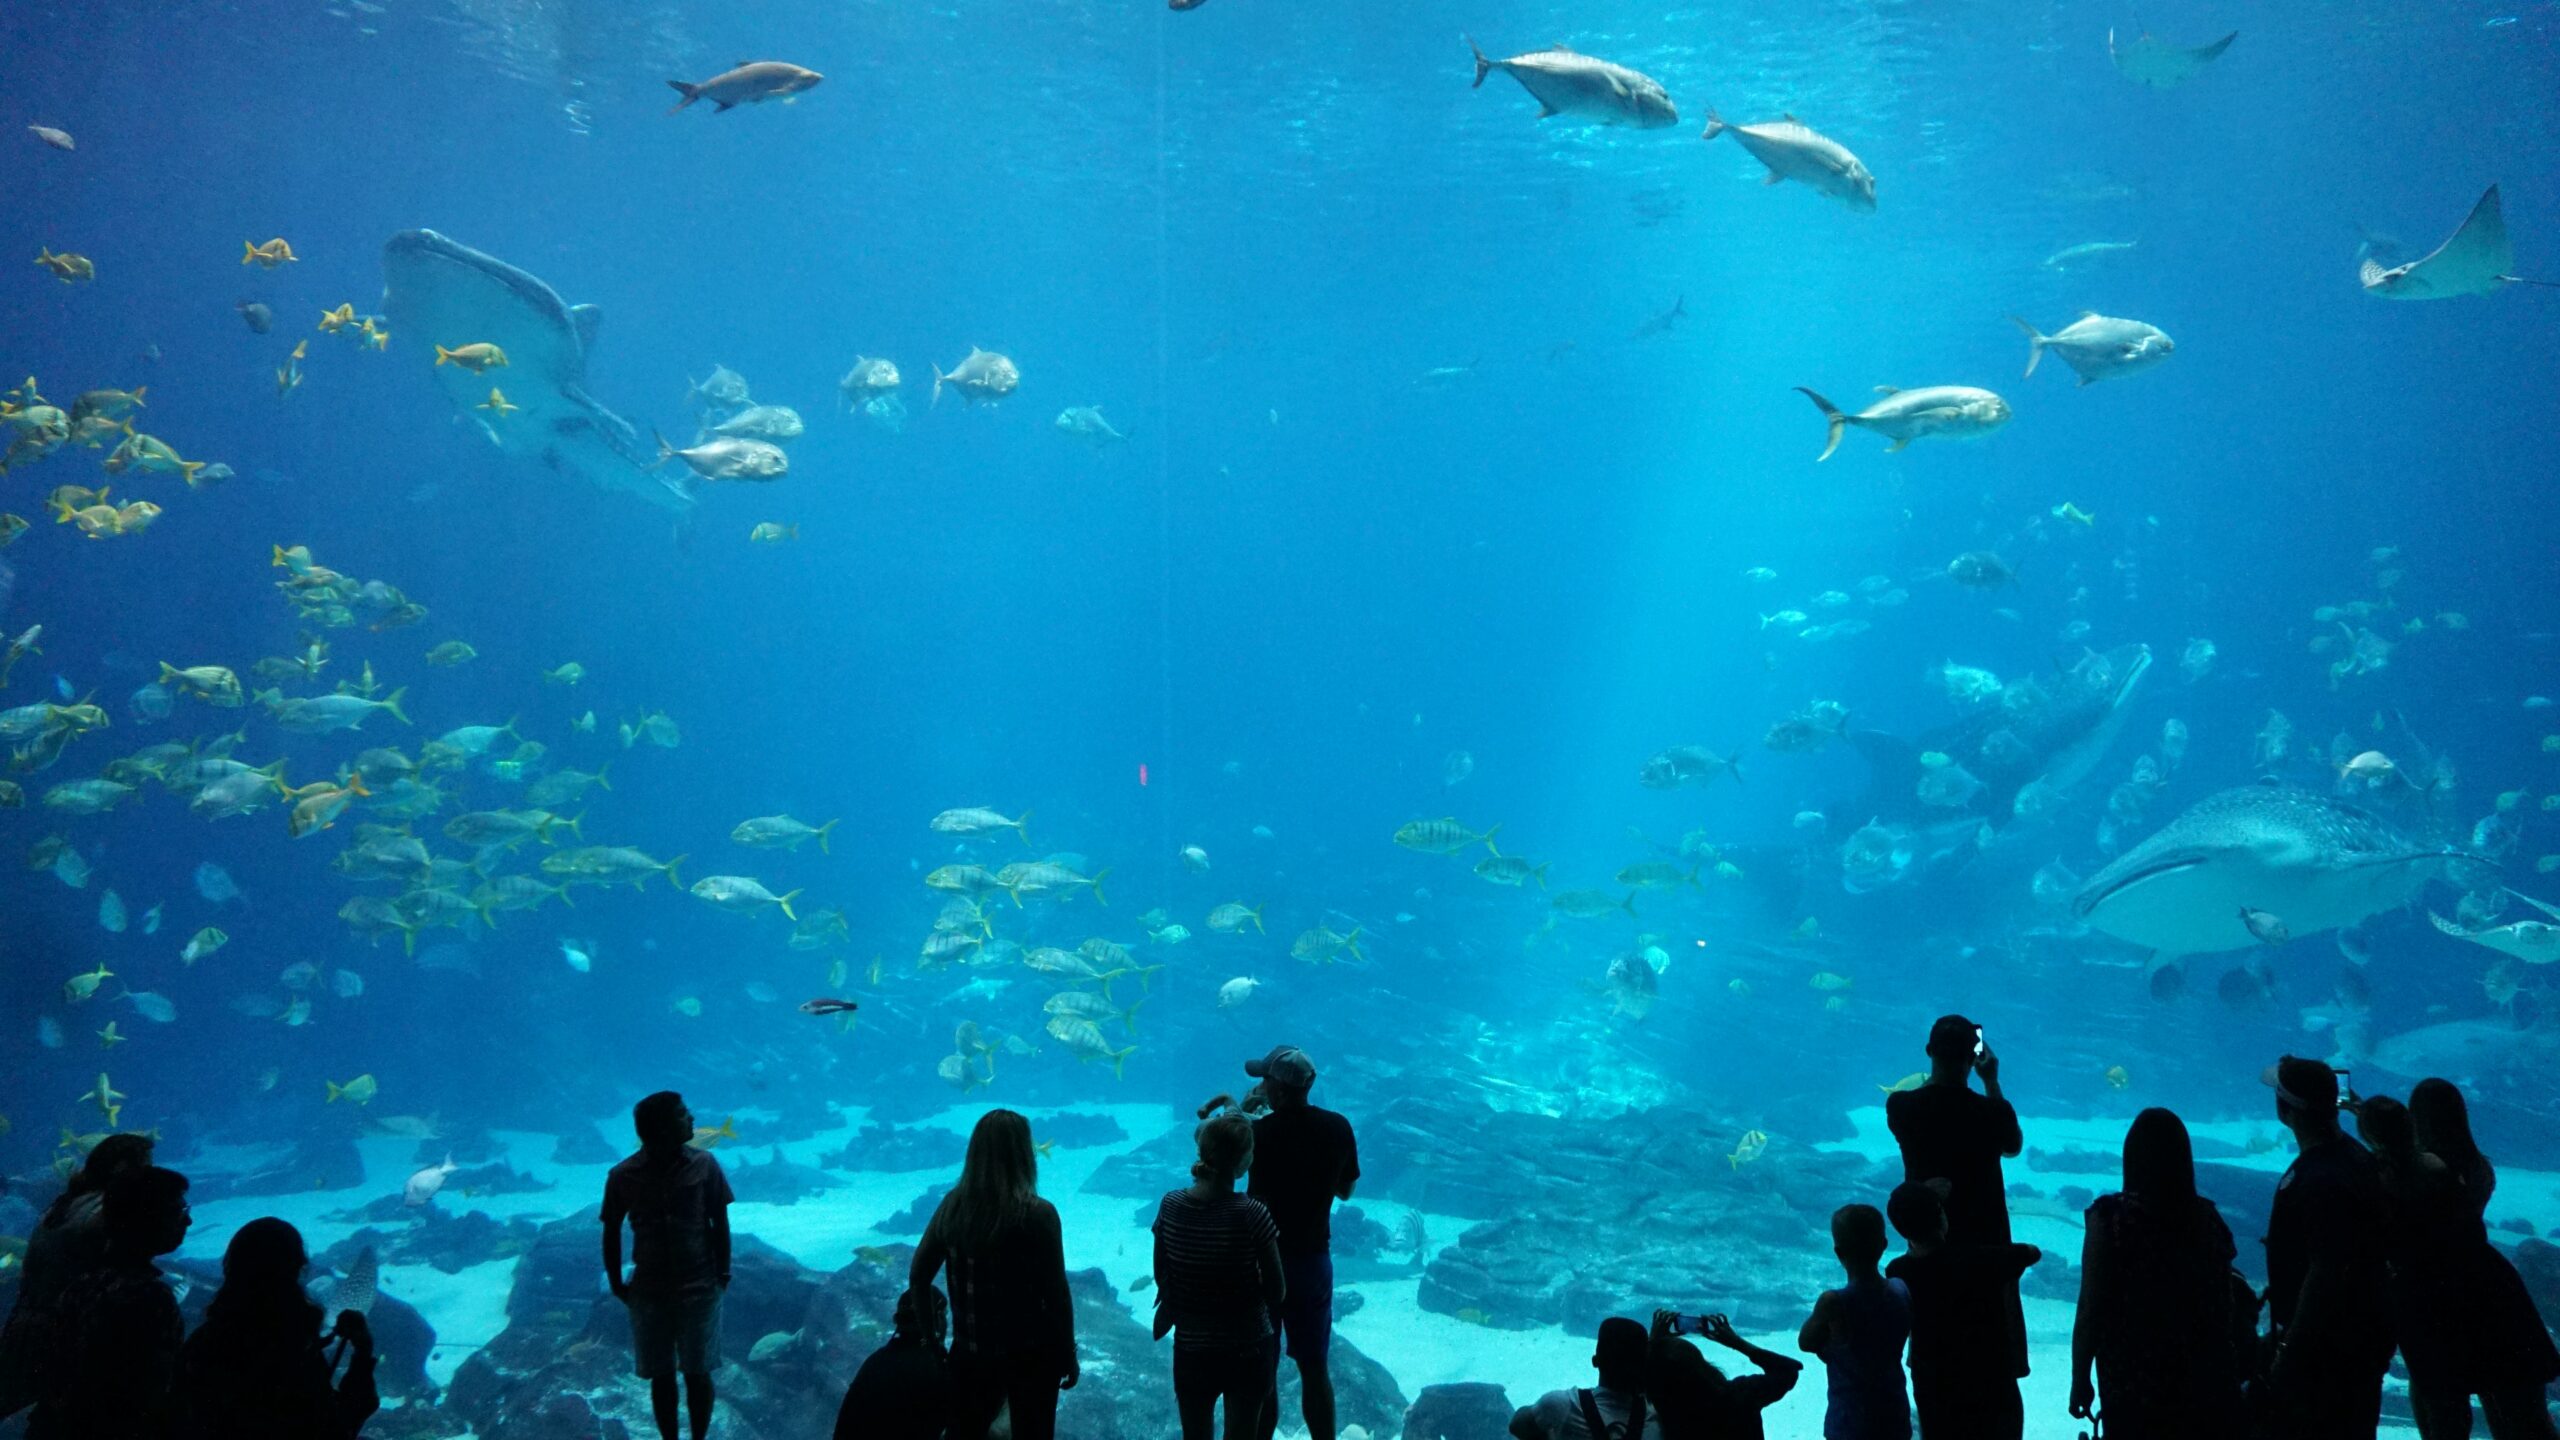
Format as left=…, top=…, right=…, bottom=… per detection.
left=2500, top=274, right=2560, bottom=289
left=1794, top=387, right=1847, bottom=462
left=2009, top=316, right=2048, bottom=378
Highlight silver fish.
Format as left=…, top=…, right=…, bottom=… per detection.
left=1793, top=385, right=2011, bottom=461
left=1701, top=112, right=1875, bottom=210
left=2011, top=313, right=2175, bottom=385
left=1467, top=39, right=1677, bottom=128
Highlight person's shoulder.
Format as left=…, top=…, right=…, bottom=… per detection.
left=605, top=1150, right=649, bottom=1182
left=1316, top=1103, right=1355, bottom=1132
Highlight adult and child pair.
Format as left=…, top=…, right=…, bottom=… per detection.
left=609, top=1043, right=1358, bottom=1440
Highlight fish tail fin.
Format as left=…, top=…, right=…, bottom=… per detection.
left=778, top=889, right=802, bottom=921
left=381, top=687, right=411, bottom=726
left=1533, top=863, right=1550, bottom=891
left=665, top=80, right=701, bottom=113
left=241, top=242, right=255, bottom=264
left=596, top=761, right=612, bottom=792
left=347, top=772, right=372, bottom=798
left=817, top=818, right=837, bottom=853
left=326, top=1081, right=343, bottom=1103
left=1014, top=809, right=1032, bottom=844
left=930, top=365, right=946, bottom=407
left=1466, top=35, right=1494, bottom=87
left=664, top=855, right=687, bottom=890
left=1482, top=822, right=1502, bottom=852
left=1122, top=995, right=1146, bottom=1033
left=1702, top=110, right=1727, bottom=141
left=1621, top=892, right=1638, bottom=917
left=1089, top=867, right=1110, bottom=907
left=401, top=924, right=416, bottom=957
left=1343, top=926, right=1367, bottom=964
left=2009, top=316, right=2046, bottom=378
left=1794, top=387, right=1846, bottom=461
left=1251, top=906, right=1265, bottom=933
left=477, top=902, right=498, bottom=929
left=1110, top=1046, right=1134, bottom=1081
left=432, top=346, right=453, bottom=367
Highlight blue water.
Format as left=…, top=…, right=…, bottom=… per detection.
left=5, top=0, right=2559, bottom=1408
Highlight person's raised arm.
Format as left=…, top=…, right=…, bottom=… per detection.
left=1700, top=1313, right=1803, bottom=1392
left=1979, top=1046, right=2023, bottom=1156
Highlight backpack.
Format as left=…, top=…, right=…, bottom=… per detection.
left=1575, top=1386, right=1649, bottom=1440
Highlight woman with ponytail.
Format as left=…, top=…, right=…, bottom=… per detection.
left=1152, top=1095, right=1287, bottom=1439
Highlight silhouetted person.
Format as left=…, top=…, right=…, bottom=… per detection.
left=1154, top=1100, right=1284, bottom=1440
left=2067, top=1107, right=2244, bottom=1440
left=909, top=1109, right=1077, bottom=1440
left=177, top=1217, right=377, bottom=1440
left=2409, top=1076, right=2560, bottom=1440
left=835, top=1284, right=954, bottom=1440
left=602, top=1090, right=733, bottom=1440
left=1886, top=1015, right=2020, bottom=1247
left=1644, top=1310, right=1800, bottom=1440
left=1885, top=1181, right=2038, bottom=1440
left=2258, top=1055, right=2393, bottom=1440
left=0, top=1134, right=156, bottom=1421
left=1510, top=1316, right=1651, bottom=1440
left=27, top=1165, right=192, bottom=1440
left=1798, top=1203, right=1910, bottom=1440
left=1241, top=1045, right=1358, bottom=1440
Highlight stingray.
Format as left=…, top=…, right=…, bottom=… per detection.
left=2108, top=27, right=2237, bottom=89
left=379, top=229, right=692, bottom=509
left=2360, top=186, right=2559, bottom=299
left=2073, top=784, right=2490, bottom=958
left=2430, top=890, right=2560, bottom=965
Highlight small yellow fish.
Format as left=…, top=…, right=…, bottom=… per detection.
left=325, top=1073, right=377, bottom=1105
left=96, top=1022, right=124, bottom=1047
left=63, top=964, right=114, bottom=1003
left=2052, top=502, right=2097, bottom=526
left=361, top=320, right=389, bottom=351
left=1809, top=971, right=1853, bottom=991
left=690, top=1116, right=738, bottom=1148
left=317, top=304, right=356, bottom=333
left=2105, top=1064, right=2130, bottom=1090
left=1877, top=1071, right=1928, bottom=1094
left=81, top=1073, right=126, bottom=1128
left=478, top=388, right=519, bottom=417
left=243, top=238, right=300, bottom=267
left=433, top=343, right=508, bottom=372
left=34, top=248, right=95, bottom=283
left=1727, top=1128, right=1769, bottom=1169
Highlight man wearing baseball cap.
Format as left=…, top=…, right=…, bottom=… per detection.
left=2258, top=1055, right=2392, bottom=1440
left=1242, top=1046, right=1358, bottom=1440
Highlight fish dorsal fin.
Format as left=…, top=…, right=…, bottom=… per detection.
left=1873, top=384, right=1901, bottom=395
left=569, top=304, right=603, bottom=353
left=2078, top=310, right=2099, bottom=319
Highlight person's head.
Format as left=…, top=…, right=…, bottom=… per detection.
left=2355, top=1094, right=2419, bottom=1162
left=633, top=1090, right=692, bottom=1151
left=2122, top=1107, right=2198, bottom=1205
left=895, top=1285, right=950, bottom=1348
left=944, top=1109, right=1039, bottom=1248
left=1244, top=1045, right=1317, bottom=1106
left=1924, top=1015, right=1981, bottom=1078
left=72, top=1132, right=158, bottom=1194
left=1830, top=1203, right=1887, bottom=1271
left=2409, top=1077, right=2484, bottom=1169
left=1192, top=1104, right=1255, bottom=1187
left=208, top=1216, right=323, bottom=1330
left=1886, top=1182, right=1946, bottom=1250
left=2264, top=1056, right=2344, bottom=1139
left=102, top=1165, right=190, bottom=1259
left=1592, top=1316, right=1649, bottom=1392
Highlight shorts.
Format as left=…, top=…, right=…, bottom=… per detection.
left=1175, top=1335, right=1279, bottom=1414
left=1275, top=1249, right=1333, bottom=1364
left=627, top=1287, right=722, bottom=1379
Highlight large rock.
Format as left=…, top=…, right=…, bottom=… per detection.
left=1279, top=1330, right=1407, bottom=1439
left=818, top=1121, right=964, bottom=1173
left=1054, top=1266, right=1182, bottom=1440
left=1402, top=1381, right=1514, bottom=1440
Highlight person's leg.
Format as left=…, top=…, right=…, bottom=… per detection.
left=1281, top=1250, right=1337, bottom=1440
left=1228, top=1337, right=1278, bottom=1440
left=1298, top=1358, right=1337, bottom=1440
left=945, top=1358, right=1003, bottom=1440
left=2480, top=1387, right=2559, bottom=1440
left=684, top=1371, right=715, bottom=1440
left=1173, top=1347, right=1216, bottom=1440
left=649, top=1375, right=680, bottom=1440
left=2410, top=1380, right=2476, bottom=1440
left=1007, top=1352, right=1061, bottom=1440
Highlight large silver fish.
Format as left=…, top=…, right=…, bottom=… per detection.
left=2011, top=313, right=2175, bottom=385
left=381, top=230, right=690, bottom=509
left=1701, top=113, right=1875, bottom=210
left=1793, top=384, right=2011, bottom=461
left=1467, top=39, right=1677, bottom=128
left=2074, top=785, right=2489, bottom=957
left=2107, top=28, right=2237, bottom=89
left=2359, top=186, right=2555, bottom=300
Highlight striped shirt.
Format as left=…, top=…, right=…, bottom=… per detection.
left=1152, top=1188, right=1279, bottom=1352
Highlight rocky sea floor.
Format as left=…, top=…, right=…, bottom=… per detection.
left=7, top=1097, right=2557, bottom=1438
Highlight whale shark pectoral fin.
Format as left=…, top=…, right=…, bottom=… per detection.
left=569, top=303, right=604, bottom=354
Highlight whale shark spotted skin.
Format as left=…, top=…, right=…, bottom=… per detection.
left=380, top=229, right=691, bottom=510
left=2074, top=785, right=2484, bottom=958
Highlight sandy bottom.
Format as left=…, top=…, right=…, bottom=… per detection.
left=173, top=1101, right=2548, bottom=1436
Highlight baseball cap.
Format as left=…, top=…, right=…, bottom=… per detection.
left=1925, top=1014, right=1981, bottom=1059
left=1245, top=1045, right=1317, bottom=1087
left=2262, top=1055, right=2340, bottom=1112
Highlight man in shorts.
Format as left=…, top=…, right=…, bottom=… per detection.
left=603, top=1090, right=734, bottom=1440
left=1243, top=1045, right=1359, bottom=1440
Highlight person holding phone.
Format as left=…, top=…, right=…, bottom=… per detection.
left=1645, top=1310, right=1802, bottom=1440
left=1885, top=1015, right=2023, bottom=1250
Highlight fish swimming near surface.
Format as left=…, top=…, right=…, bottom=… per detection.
left=1794, top=385, right=2011, bottom=461
left=380, top=230, right=688, bottom=509
left=2073, top=785, right=2491, bottom=958
left=1701, top=113, right=1876, bottom=210
left=2010, top=313, right=2175, bottom=385
left=2358, top=186, right=2558, bottom=300
left=2108, top=28, right=2237, bottom=89
left=1466, top=38, right=1678, bottom=128
left=666, top=61, right=824, bottom=114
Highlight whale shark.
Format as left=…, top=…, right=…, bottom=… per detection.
left=379, top=229, right=691, bottom=510
left=2359, top=186, right=2558, bottom=300
left=2074, top=784, right=2489, bottom=958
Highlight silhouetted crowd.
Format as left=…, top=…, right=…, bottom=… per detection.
left=4, top=1026, right=2554, bottom=1440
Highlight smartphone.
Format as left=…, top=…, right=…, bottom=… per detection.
left=1973, top=1026, right=1987, bottom=1060
left=1668, top=1313, right=1718, bottom=1337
